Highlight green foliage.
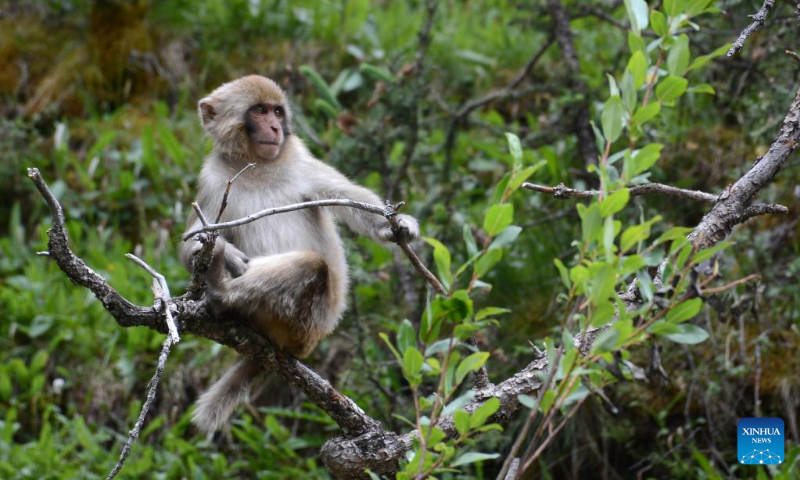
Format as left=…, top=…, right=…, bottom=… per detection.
left=1, top=0, right=798, bottom=478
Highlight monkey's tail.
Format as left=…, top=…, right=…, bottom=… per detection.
left=192, top=358, right=261, bottom=433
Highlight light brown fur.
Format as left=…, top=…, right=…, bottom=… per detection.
left=181, top=75, right=419, bottom=433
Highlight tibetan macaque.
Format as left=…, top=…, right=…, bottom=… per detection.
left=181, top=75, right=419, bottom=432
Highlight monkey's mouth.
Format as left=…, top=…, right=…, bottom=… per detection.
left=256, top=140, right=279, bottom=146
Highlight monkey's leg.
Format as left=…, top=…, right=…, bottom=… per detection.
left=194, top=250, right=333, bottom=432
left=221, top=250, right=333, bottom=357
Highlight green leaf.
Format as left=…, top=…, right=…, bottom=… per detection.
left=621, top=71, right=637, bottom=112
left=359, top=62, right=397, bottom=83
left=581, top=204, right=603, bottom=243
left=300, top=65, right=342, bottom=110
left=518, top=394, right=536, bottom=409
left=402, top=347, right=424, bottom=384
left=600, top=189, right=630, bottom=217
left=591, top=299, right=616, bottom=327
left=625, top=143, right=664, bottom=178
left=488, top=225, right=522, bottom=250
left=451, top=452, right=501, bottom=467
left=627, top=51, right=648, bottom=88
left=628, top=32, right=646, bottom=54
left=380, top=332, right=402, bottom=361
left=455, top=352, right=490, bottom=385
left=397, top=320, right=416, bottom=355
left=650, top=319, right=681, bottom=335
left=463, top=224, right=479, bottom=257
left=656, top=226, right=693, bottom=244
left=624, top=0, right=649, bottom=34
left=474, top=248, right=503, bottom=277
left=484, top=204, right=514, bottom=236
left=505, top=132, right=523, bottom=165
left=650, top=10, right=668, bottom=36
left=589, top=263, right=616, bottom=307
left=667, top=35, right=691, bottom=75
left=687, top=43, right=731, bottom=71
left=454, top=410, right=470, bottom=436
left=667, top=298, right=703, bottom=324
left=685, top=0, right=714, bottom=17
left=692, top=241, right=730, bottom=264
left=631, top=102, right=661, bottom=127
left=664, top=324, right=710, bottom=345
left=475, top=307, right=512, bottom=321
left=601, top=96, right=625, bottom=143
left=656, top=75, right=688, bottom=103
left=443, top=390, right=476, bottom=416
left=621, top=255, right=647, bottom=275
left=539, top=390, right=556, bottom=414
left=688, top=83, right=715, bottom=94
left=663, top=0, right=685, bottom=17
left=469, top=397, right=500, bottom=428
left=554, top=258, right=571, bottom=289
left=423, top=237, right=453, bottom=290
left=508, top=161, right=547, bottom=192
left=591, top=328, right=620, bottom=355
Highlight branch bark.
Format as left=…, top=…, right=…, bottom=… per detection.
left=727, top=0, right=778, bottom=57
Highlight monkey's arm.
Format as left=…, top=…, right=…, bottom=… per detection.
left=308, top=160, right=419, bottom=244
left=180, top=215, right=250, bottom=277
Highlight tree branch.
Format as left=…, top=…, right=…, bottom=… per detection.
left=727, top=0, right=778, bottom=57
left=522, top=181, right=789, bottom=219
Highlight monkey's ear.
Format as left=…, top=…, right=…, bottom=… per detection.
left=198, top=98, right=217, bottom=126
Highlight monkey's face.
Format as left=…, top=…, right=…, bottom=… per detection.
left=245, top=103, right=286, bottom=160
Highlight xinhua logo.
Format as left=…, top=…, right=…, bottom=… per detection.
left=738, top=417, right=784, bottom=465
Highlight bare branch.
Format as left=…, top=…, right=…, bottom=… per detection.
left=787, top=50, right=800, bottom=64
left=27, top=168, right=159, bottom=329
left=523, top=182, right=789, bottom=218
left=727, top=0, right=777, bottom=57
left=191, top=202, right=211, bottom=227
left=183, top=199, right=386, bottom=239
left=215, top=162, right=256, bottom=223
left=702, top=273, right=761, bottom=294
left=689, top=84, right=800, bottom=249
left=125, top=253, right=180, bottom=344
left=106, top=337, right=173, bottom=480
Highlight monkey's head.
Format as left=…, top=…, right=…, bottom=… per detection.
left=198, top=75, right=293, bottom=161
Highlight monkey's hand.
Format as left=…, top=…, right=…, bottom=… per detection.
left=380, top=214, right=420, bottom=244
left=223, top=242, right=250, bottom=278
left=212, top=238, right=250, bottom=278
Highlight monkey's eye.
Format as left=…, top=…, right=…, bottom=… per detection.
left=274, top=107, right=284, bottom=119
left=252, top=105, right=267, bottom=115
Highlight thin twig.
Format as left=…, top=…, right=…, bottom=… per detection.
left=702, top=273, right=761, bottom=294
left=215, top=163, right=256, bottom=223
left=787, top=50, right=800, bottom=63
left=523, top=182, right=789, bottom=217
left=504, top=458, right=520, bottom=480
left=386, top=202, right=448, bottom=296
left=106, top=336, right=173, bottom=479
left=125, top=253, right=179, bottom=344
left=191, top=202, right=210, bottom=227
left=184, top=199, right=385, bottom=239
left=727, top=0, right=777, bottom=57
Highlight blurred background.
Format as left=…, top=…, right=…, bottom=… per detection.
left=0, top=0, right=798, bottom=478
